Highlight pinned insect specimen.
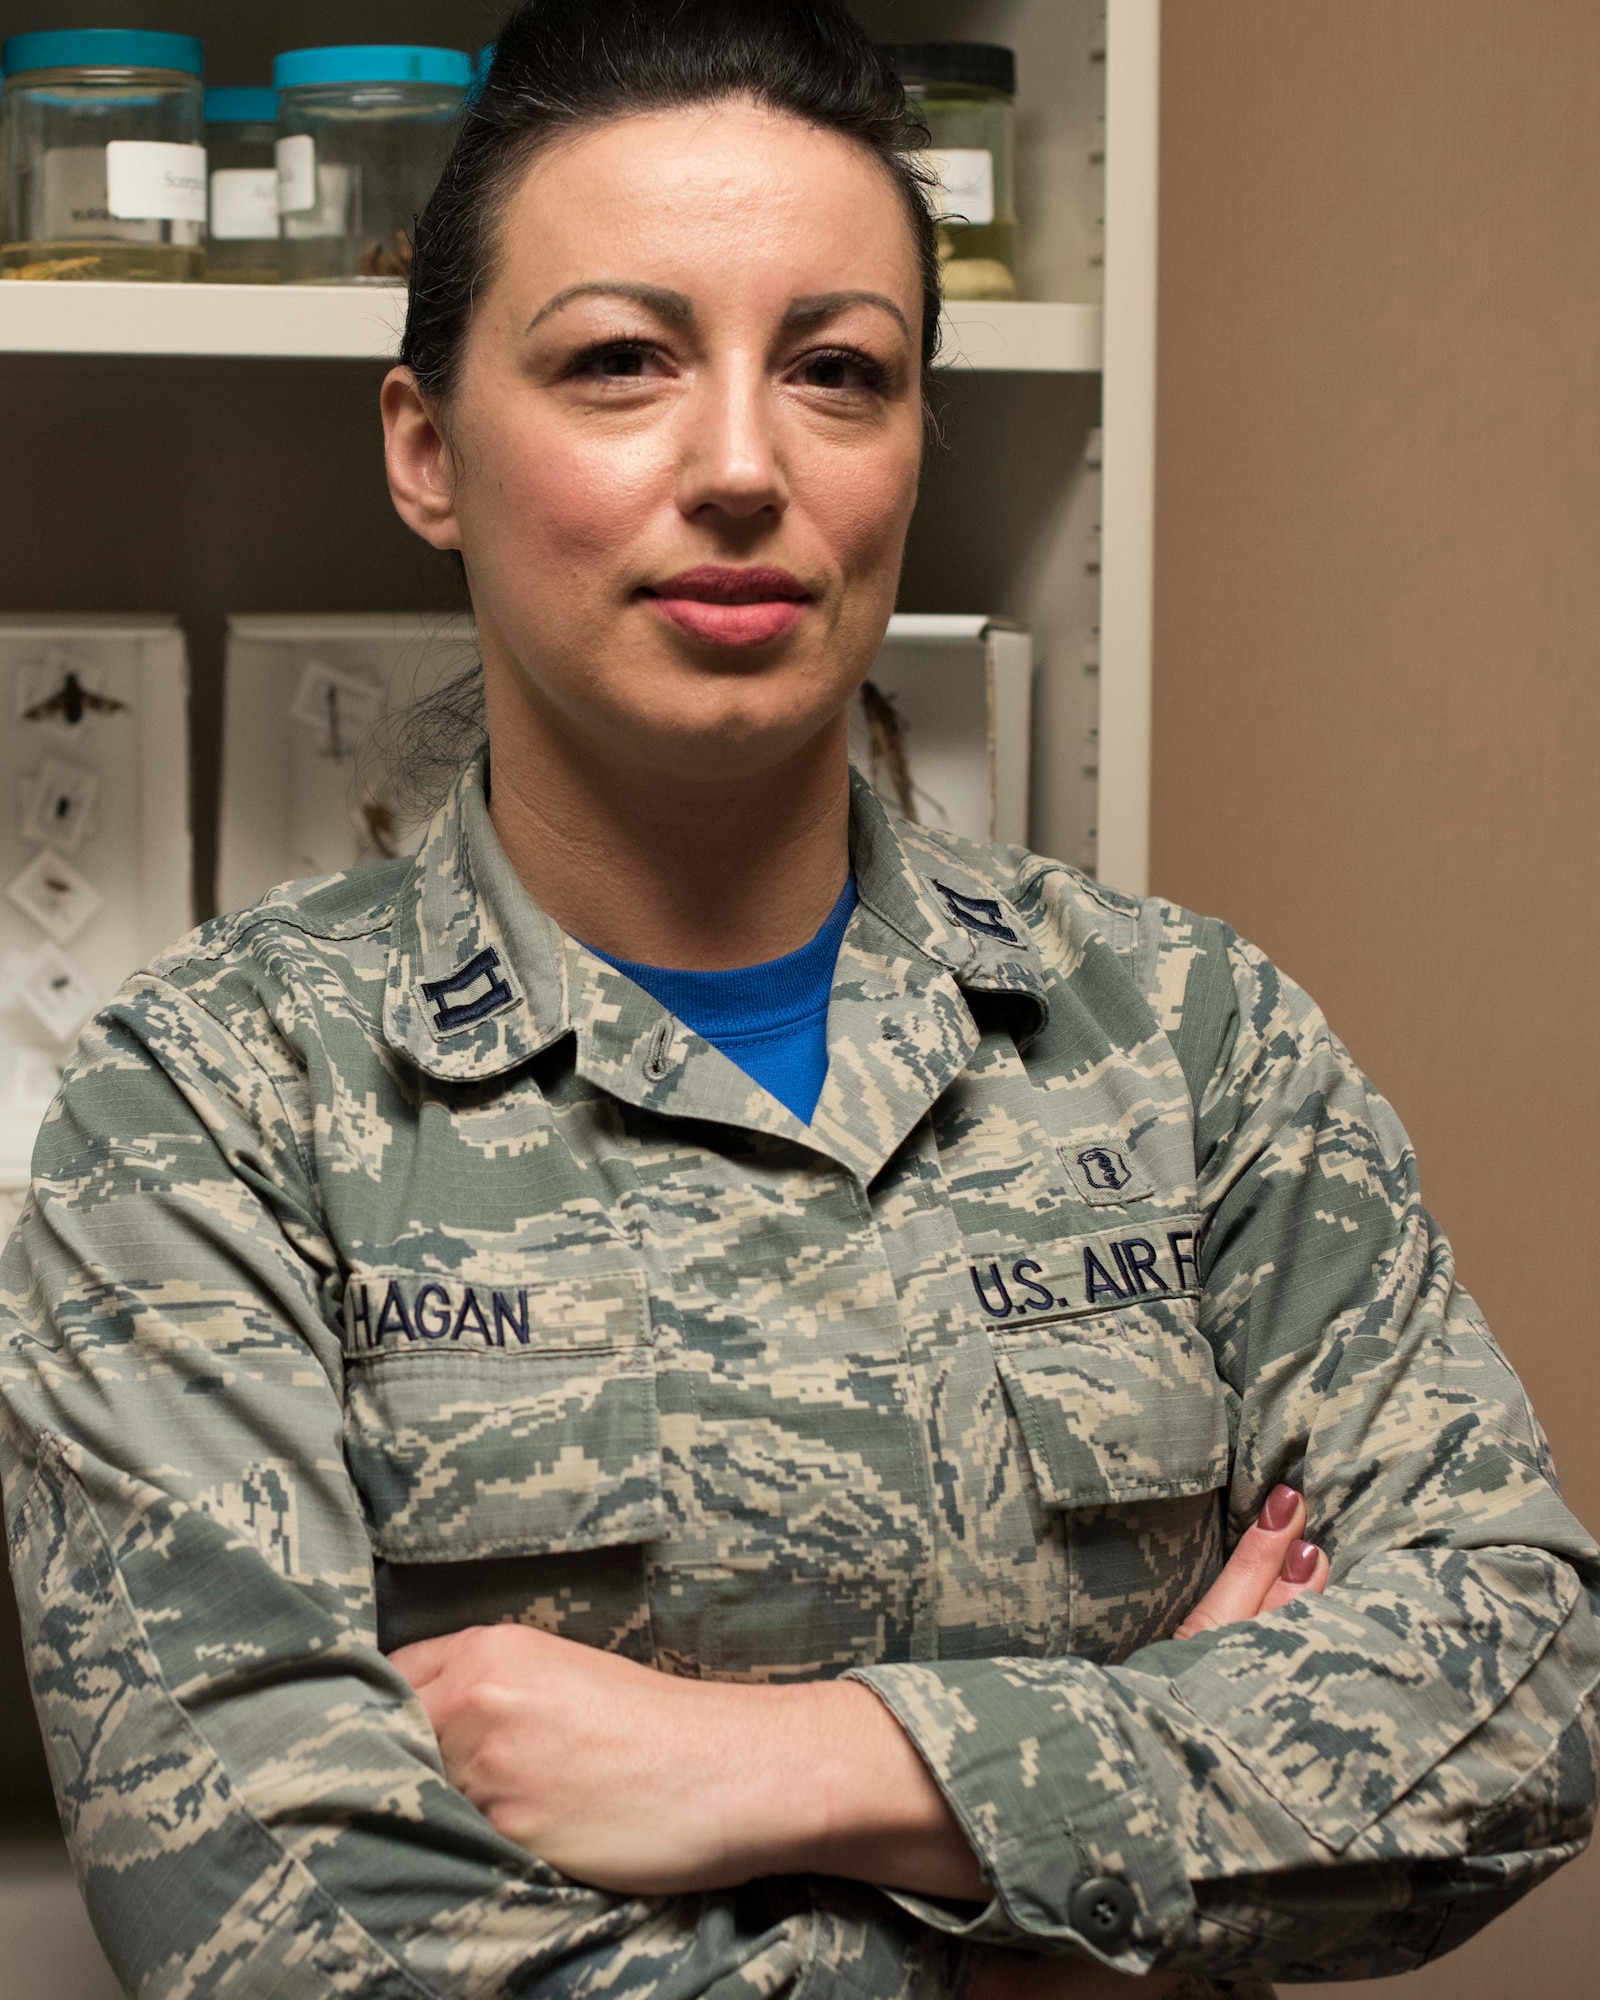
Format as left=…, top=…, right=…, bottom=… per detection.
left=13, top=946, right=97, bottom=1044
left=290, top=662, right=384, bottom=762
left=7, top=848, right=102, bottom=946
left=23, top=671, right=129, bottom=729
left=21, top=761, right=100, bottom=854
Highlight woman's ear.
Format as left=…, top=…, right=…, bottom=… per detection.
left=381, top=367, right=463, bottom=550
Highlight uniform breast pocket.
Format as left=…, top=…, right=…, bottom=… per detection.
left=342, top=1267, right=667, bottom=1656
left=990, top=1300, right=1233, bottom=1661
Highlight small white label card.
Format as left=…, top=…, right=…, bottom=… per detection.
left=290, top=660, right=385, bottom=762
left=15, top=947, right=99, bottom=1044
left=275, top=133, right=317, bottom=214
left=106, top=141, right=208, bottom=223
left=210, top=166, right=280, bottom=241
left=7, top=848, right=103, bottom=945
left=21, top=760, right=100, bottom=853
left=919, top=147, right=995, bottom=227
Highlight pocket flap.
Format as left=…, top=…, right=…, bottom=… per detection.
left=342, top=1269, right=665, bottom=1562
left=993, top=1305, right=1231, bottom=1508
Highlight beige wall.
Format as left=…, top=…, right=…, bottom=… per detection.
left=1153, top=4, right=1600, bottom=1994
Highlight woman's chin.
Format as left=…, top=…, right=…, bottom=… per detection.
left=603, top=691, right=852, bottom=786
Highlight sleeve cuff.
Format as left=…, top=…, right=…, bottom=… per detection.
left=846, top=1657, right=1196, bottom=1970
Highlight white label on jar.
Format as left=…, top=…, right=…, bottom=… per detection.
left=106, top=141, right=207, bottom=223
left=209, top=168, right=280, bottom=240
left=919, top=147, right=995, bottom=228
left=282, top=163, right=356, bottom=242
left=276, top=134, right=317, bottom=214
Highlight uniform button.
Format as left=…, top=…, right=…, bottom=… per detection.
left=1067, top=1875, right=1136, bottom=1948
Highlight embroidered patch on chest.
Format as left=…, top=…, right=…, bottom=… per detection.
left=963, top=1221, right=1202, bottom=1326
left=341, top=1270, right=648, bottom=1356
left=346, top=1275, right=534, bottom=1351
left=1059, top=1140, right=1155, bottom=1205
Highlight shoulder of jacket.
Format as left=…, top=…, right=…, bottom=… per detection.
left=902, top=826, right=1226, bottom=991
left=119, top=863, right=410, bottom=1073
left=147, top=860, right=410, bottom=986
left=913, top=827, right=1249, bottom=1105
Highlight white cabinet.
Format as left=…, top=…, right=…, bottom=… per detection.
left=0, top=0, right=1159, bottom=903
left=0, top=616, right=191, bottom=1196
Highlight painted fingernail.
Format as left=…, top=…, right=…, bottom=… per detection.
left=1260, top=1484, right=1299, bottom=1532
left=1283, top=1540, right=1320, bottom=1585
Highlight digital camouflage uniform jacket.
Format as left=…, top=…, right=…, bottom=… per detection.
left=1, top=761, right=1596, bottom=2000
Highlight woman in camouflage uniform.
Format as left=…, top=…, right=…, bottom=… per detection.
left=2, top=5, right=1595, bottom=1999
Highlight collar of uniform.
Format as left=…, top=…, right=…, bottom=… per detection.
left=382, top=759, right=1050, bottom=1104
left=384, top=757, right=567, bottom=1081
left=848, top=771, right=1050, bottom=1043
left=563, top=893, right=981, bottom=1184
left=554, top=778, right=1049, bottom=1184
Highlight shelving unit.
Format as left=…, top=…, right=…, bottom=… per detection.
left=0, top=6, right=1160, bottom=1986
left=0, top=0, right=1159, bottom=900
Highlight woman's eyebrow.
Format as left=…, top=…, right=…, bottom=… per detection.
left=526, top=280, right=695, bottom=332
left=783, top=291, right=911, bottom=338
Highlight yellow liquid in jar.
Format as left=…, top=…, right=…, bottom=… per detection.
left=938, top=219, right=1020, bottom=301
left=1, top=239, right=204, bottom=281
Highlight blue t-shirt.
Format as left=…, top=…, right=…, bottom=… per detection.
left=587, top=878, right=856, bottom=1125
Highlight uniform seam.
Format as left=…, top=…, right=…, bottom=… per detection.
left=788, top=1902, right=835, bottom=2000
left=1166, top=919, right=1240, bottom=1123
left=1014, top=855, right=1134, bottom=920
left=164, top=896, right=402, bottom=970
left=1011, top=861, right=1138, bottom=964
left=24, top=1430, right=444, bottom=2000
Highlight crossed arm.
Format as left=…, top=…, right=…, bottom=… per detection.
left=393, top=1490, right=1329, bottom=1994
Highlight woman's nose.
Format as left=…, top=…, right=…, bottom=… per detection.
left=674, top=366, right=789, bottom=524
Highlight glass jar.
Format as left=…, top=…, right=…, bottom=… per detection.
left=0, top=29, right=205, bottom=282
left=271, top=45, right=470, bottom=285
left=881, top=42, right=1018, bottom=302
left=204, top=86, right=278, bottom=283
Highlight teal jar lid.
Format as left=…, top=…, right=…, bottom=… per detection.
left=272, top=45, right=471, bottom=92
left=2, top=29, right=203, bottom=78
left=205, top=86, right=277, bottom=124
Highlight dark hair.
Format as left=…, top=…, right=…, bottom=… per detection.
left=391, top=0, right=940, bottom=811
left=400, top=0, right=941, bottom=401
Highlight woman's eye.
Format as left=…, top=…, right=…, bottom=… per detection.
left=795, top=350, right=888, bottom=394
left=570, top=341, right=666, bottom=381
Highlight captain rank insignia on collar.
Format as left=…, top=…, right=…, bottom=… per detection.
left=420, top=946, right=515, bottom=1034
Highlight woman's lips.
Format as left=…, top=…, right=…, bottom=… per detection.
left=641, top=566, right=811, bottom=649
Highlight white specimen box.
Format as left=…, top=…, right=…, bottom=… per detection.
left=0, top=615, right=193, bottom=1208
left=852, top=615, right=1032, bottom=847
left=217, top=611, right=1032, bottom=918
left=218, top=613, right=480, bottom=916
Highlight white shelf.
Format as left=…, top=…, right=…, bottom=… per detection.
left=942, top=301, right=1101, bottom=373
left=0, top=281, right=1101, bottom=373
